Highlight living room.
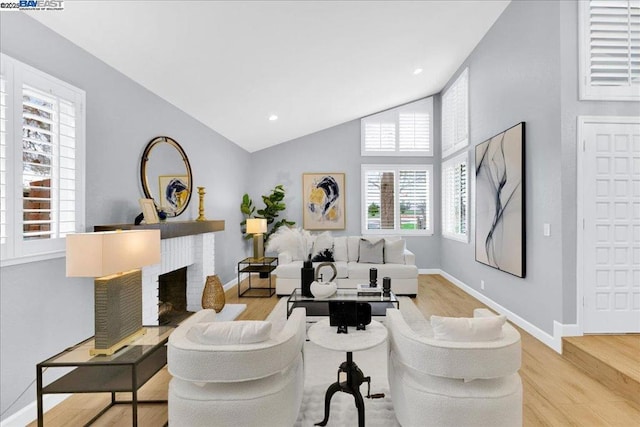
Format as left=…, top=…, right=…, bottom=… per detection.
left=1, top=1, right=639, bottom=426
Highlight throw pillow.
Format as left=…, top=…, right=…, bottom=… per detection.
left=188, top=321, right=272, bottom=345
left=384, top=239, right=405, bottom=264
left=311, top=231, right=334, bottom=262
left=358, top=238, right=384, bottom=264
left=430, top=315, right=506, bottom=342
left=333, top=236, right=348, bottom=262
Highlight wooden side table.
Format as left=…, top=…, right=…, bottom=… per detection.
left=307, top=319, right=388, bottom=427
left=237, top=256, right=278, bottom=297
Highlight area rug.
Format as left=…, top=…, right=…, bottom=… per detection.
left=266, top=297, right=427, bottom=426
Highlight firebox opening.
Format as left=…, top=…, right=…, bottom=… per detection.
left=158, top=267, right=193, bottom=325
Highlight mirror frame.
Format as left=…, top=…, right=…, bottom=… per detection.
left=140, top=136, right=193, bottom=218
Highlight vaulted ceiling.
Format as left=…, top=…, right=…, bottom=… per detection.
left=28, top=1, right=510, bottom=152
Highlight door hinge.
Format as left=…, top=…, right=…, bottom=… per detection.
left=583, top=139, right=586, bottom=152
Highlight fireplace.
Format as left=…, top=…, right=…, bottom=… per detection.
left=141, top=232, right=217, bottom=325
left=158, top=267, right=193, bottom=325
left=93, top=221, right=224, bottom=326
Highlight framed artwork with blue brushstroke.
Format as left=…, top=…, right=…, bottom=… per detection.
left=303, top=173, right=346, bottom=230
left=158, top=175, right=190, bottom=215
left=475, top=122, right=526, bottom=278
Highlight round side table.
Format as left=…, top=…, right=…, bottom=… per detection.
left=307, top=319, right=388, bottom=427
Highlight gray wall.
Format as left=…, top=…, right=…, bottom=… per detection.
left=440, top=0, right=564, bottom=334
left=0, top=13, right=250, bottom=420
left=249, top=112, right=442, bottom=269
left=440, top=0, right=640, bottom=334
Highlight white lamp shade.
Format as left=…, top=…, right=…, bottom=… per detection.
left=66, top=229, right=161, bottom=277
left=246, top=218, right=267, bottom=234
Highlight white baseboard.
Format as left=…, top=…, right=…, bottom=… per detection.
left=1, top=394, right=70, bottom=427
left=553, top=321, right=581, bottom=353
left=223, top=277, right=238, bottom=291
left=418, top=268, right=441, bottom=274
left=435, top=269, right=578, bottom=354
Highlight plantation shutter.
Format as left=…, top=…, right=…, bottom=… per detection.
left=399, top=169, right=428, bottom=231
left=399, top=112, right=430, bottom=152
left=442, top=68, right=469, bottom=158
left=362, top=165, right=432, bottom=235
left=364, top=169, right=396, bottom=230
left=581, top=0, right=640, bottom=100
left=361, top=97, right=433, bottom=156
left=21, top=83, right=77, bottom=240
left=364, top=122, right=396, bottom=152
left=442, top=153, right=468, bottom=241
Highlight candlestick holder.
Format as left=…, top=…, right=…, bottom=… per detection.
left=196, top=186, right=207, bottom=221
left=369, top=268, right=378, bottom=287
left=383, top=277, right=391, bottom=297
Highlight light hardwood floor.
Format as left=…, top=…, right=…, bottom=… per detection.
left=31, top=275, right=640, bottom=426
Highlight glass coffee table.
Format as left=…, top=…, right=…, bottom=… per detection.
left=287, top=288, right=399, bottom=318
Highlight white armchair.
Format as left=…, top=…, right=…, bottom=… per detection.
left=386, top=308, right=522, bottom=427
left=167, top=307, right=306, bottom=426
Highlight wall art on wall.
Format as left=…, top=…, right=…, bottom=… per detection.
left=475, top=122, right=526, bottom=278
left=159, top=175, right=189, bottom=215
left=303, top=173, right=346, bottom=230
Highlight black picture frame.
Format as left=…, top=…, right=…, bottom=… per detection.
left=475, top=122, right=526, bottom=278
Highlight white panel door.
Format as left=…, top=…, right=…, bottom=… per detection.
left=581, top=120, right=640, bottom=333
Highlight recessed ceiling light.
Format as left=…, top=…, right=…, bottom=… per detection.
left=413, top=68, right=423, bottom=75
left=268, top=114, right=278, bottom=121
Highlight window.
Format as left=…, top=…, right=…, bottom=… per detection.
left=361, top=164, right=433, bottom=235
left=579, top=0, right=640, bottom=101
left=441, top=68, right=469, bottom=158
left=361, top=97, right=433, bottom=156
left=0, top=54, right=85, bottom=265
left=442, top=152, right=468, bottom=242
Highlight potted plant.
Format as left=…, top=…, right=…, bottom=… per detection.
left=240, top=184, right=295, bottom=243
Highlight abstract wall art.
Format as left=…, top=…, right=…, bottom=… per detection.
left=159, top=175, right=190, bottom=215
left=303, top=173, right=345, bottom=230
left=475, top=122, right=526, bottom=278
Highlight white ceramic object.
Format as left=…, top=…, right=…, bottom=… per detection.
left=310, top=281, right=337, bottom=299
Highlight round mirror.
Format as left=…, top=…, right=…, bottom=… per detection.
left=140, top=136, right=193, bottom=217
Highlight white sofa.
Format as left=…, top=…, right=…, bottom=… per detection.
left=386, top=307, right=523, bottom=427
left=167, top=308, right=306, bottom=426
left=273, top=235, right=419, bottom=297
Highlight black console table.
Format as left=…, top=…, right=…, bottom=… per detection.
left=36, top=326, right=173, bottom=426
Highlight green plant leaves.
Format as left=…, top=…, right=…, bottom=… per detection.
left=240, top=185, right=295, bottom=242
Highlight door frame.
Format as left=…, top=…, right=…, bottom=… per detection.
left=576, top=115, right=640, bottom=334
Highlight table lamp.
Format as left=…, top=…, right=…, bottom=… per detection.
left=246, top=218, right=267, bottom=259
left=66, top=229, right=161, bottom=356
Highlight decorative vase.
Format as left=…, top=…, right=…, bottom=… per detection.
left=202, top=275, right=225, bottom=313
left=310, top=281, right=337, bottom=299
left=301, top=256, right=314, bottom=297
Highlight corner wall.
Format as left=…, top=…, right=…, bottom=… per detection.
left=248, top=113, right=442, bottom=269
left=0, top=12, right=249, bottom=420
left=439, top=0, right=563, bottom=334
